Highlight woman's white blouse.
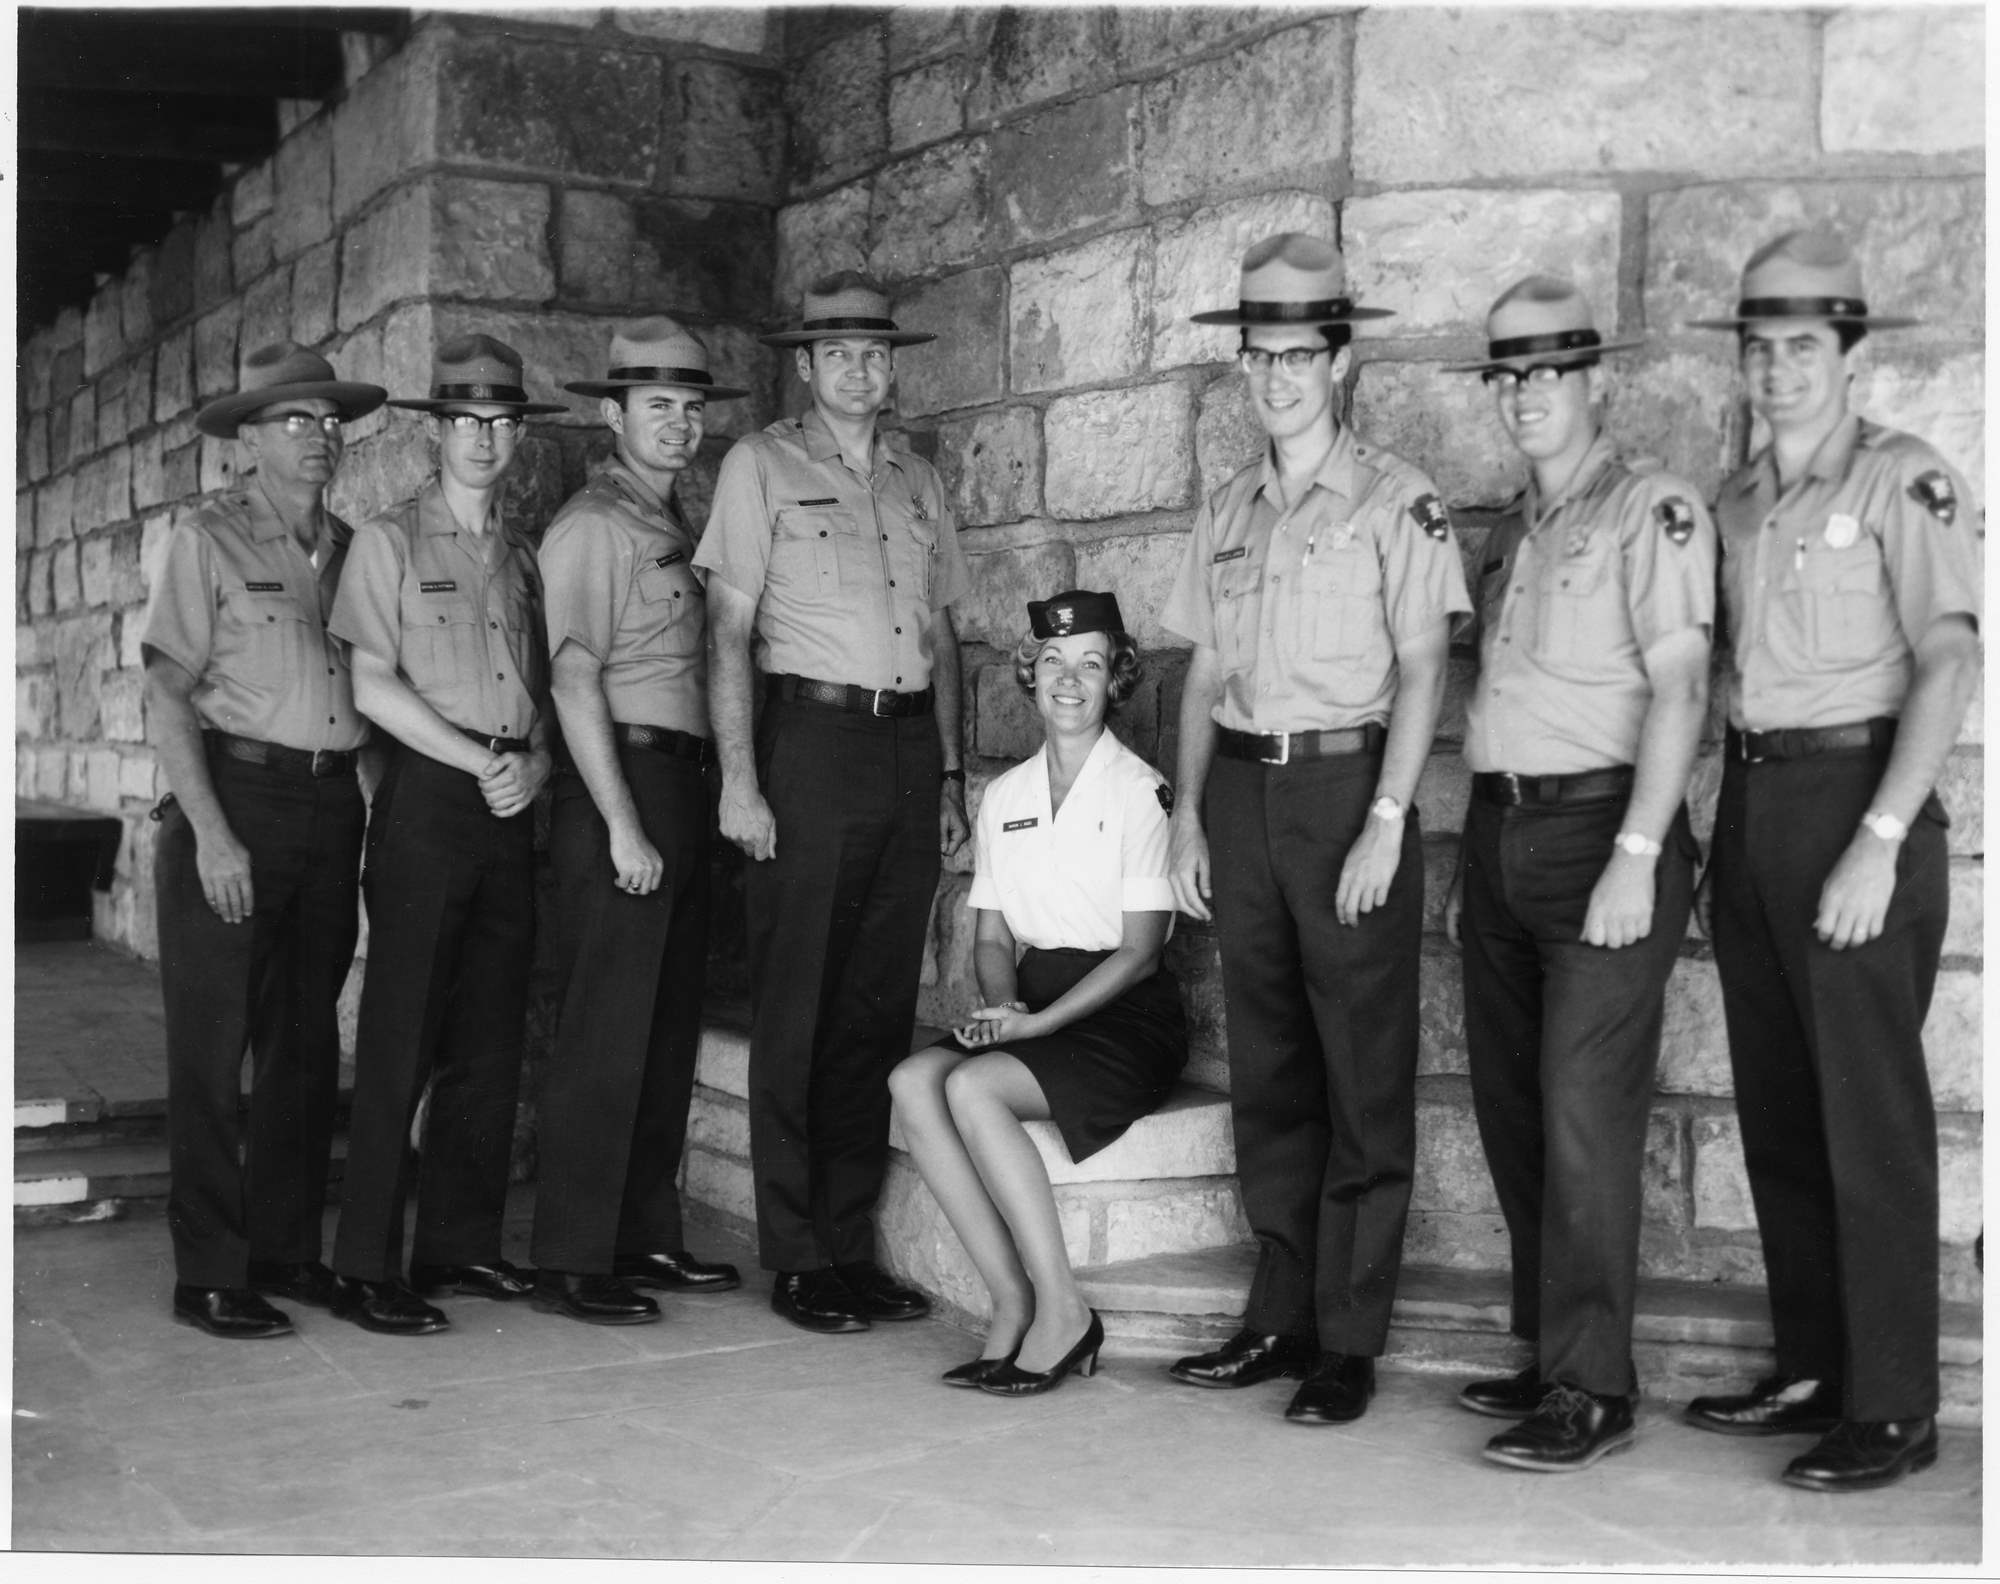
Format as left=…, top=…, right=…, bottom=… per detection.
left=966, top=729, right=1176, bottom=952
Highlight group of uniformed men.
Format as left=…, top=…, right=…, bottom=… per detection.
left=146, top=221, right=1977, bottom=1496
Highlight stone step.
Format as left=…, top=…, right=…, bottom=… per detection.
left=14, top=1136, right=348, bottom=1229
left=1074, top=1244, right=1985, bottom=1429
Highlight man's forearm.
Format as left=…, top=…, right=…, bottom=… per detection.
left=1866, top=616, right=1980, bottom=826
left=550, top=655, right=639, bottom=835
left=1378, top=624, right=1450, bottom=808
left=1619, top=630, right=1711, bottom=842
left=351, top=655, right=493, bottom=775
left=931, top=606, right=963, bottom=768
left=1172, top=646, right=1224, bottom=811
left=144, top=666, right=234, bottom=844
left=706, top=590, right=762, bottom=791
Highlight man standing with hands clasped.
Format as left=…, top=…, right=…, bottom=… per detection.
left=1441, top=278, right=1714, bottom=1471
left=696, top=273, right=973, bottom=1333
left=1681, top=229, right=1980, bottom=1492
left=1160, top=234, right=1469, bottom=1425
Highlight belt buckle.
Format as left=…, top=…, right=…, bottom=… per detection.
left=310, top=748, right=337, bottom=777
left=1495, top=771, right=1522, bottom=804
left=1739, top=732, right=1768, bottom=764
left=1258, top=733, right=1290, bottom=766
left=869, top=688, right=895, bottom=718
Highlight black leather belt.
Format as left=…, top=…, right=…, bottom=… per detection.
left=770, top=674, right=934, bottom=719
left=614, top=722, right=714, bottom=764
left=458, top=727, right=532, bottom=754
left=1473, top=766, right=1634, bottom=807
left=1726, top=718, right=1896, bottom=763
left=1215, top=722, right=1385, bottom=765
left=206, top=730, right=356, bottom=779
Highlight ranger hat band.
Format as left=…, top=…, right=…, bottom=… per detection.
left=1028, top=589, right=1125, bottom=640
left=759, top=275, right=937, bottom=348
left=1445, top=275, right=1645, bottom=374
left=390, top=334, right=569, bottom=415
left=566, top=317, right=750, bottom=399
left=1191, top=232, right=1393, bottom=326
left=1686, top=227, right=1919, bottom=331
left=196, top=341, right=388, bottom=438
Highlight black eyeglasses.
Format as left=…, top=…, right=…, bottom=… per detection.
left=1480, top=362, right=1594, bottom=389
left=259, top=412, right=345, bottom=437
left=1238, top=346, right=1330, bottom=376
left=440, top=412, right=523, bottom=437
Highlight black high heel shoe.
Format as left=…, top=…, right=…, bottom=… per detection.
left=941, top=1347, right=1021, bottom=1388
left=977, top=1311, right=1104, bottom=1397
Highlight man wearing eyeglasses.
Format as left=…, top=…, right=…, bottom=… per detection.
left=142, top=342, right=387, bottom=1337
left=525, top=320, right=749, bottom=1325
left=1160, top=235, right=1469, bottom=1424
left=1438, top=278, right=1714, bottom=1471
left=325, top=335, right=566, bottom=1335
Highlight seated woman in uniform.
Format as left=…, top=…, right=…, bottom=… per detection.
left=888, top=589, right=1188, bottom=1396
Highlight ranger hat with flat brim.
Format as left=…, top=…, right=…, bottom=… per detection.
left=196, top=341, right=388, bottom=438
left=389, top=333, right=569, bottom=415
left=565, top=318, right=750, bottom=400
left=1443, top=276, right=1645, bottom=374
left=1028, top=589, right=1126, bottom=640
left=758, top=274, right=937, bottom=348
left=1190, top=232, right=1393, bottom=327
left=1686, top=227, right=1919, bottom=331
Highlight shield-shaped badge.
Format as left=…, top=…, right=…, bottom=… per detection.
left=1911, top=471, right=1957, bottom=526
left=1655, top=497, right=1696, bottom=547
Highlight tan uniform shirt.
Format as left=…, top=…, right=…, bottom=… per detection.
left=329, top=478, right=544, bottom=741
left=1465, top=435, right=1717, bottom=775
left=141, top=484, right=369, bottom=752
left=1160, top=426, right=1471, bottom=733
left=693, top=407, right=971, bottom=691
left=1718, top=415, right=1983, bottom=731
left=539, top=459, right=707, bottom=736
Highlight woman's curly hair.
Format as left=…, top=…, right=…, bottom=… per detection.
left=1012, top=627, right=1143, bottom=709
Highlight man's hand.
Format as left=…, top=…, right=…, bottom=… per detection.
left=196, top=827, right=255, bottom=924
left=1814, top=830, right=1899, bottom=949
left=940, top=780, right=969, bottom=857
left=720, top=779, right=777, bottom=862
left=1168, top=810, right=1212, bottom=921
left=479, top=749, right=550, bottom=820
left=1335, top=817, right=1402, bottom=927
left=1581, top=851, right=1656, bottom=949
left=608, top=821, right=665, bottom=896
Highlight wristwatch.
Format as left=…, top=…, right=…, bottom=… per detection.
left=1369, top=795, right=1405, bottom=823
left=1860, top=810, right=1908, bottom=843
left=1612, top=831, right=1663, bottom=858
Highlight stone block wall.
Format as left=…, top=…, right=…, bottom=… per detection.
left=774, top=4, right=1985, bottom=1300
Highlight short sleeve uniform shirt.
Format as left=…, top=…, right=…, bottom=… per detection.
left=538, top=459, right=707, bottom=736
left=1465, top=435, right=1717, bottom=775
left=329, top=478, right=545, bottom=741
left=966, top=729, right=1176, bottom=953
left=141, top=485, right=369, bottom=752
left=693, top=407, right=972, bottom=691
left=1717, top=415, right=1982, bottom=731
left=1159, top=426, right=1471, bottom=733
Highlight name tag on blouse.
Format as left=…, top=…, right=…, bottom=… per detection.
left=420, top=580, right=457, bottom=593
left=1213, top=547, right=1248, bottom=564
left=1002, top=817, right=1039, bottom=832
left=244, top=581, right=283, bottom=592
left=656, top=551, right=685, bottom=568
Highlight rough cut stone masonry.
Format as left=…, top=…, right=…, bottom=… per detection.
left=15, top=6, right=1984, bottom=1303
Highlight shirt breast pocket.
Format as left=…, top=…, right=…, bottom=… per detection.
left=902, top=515, right=938, bottom=603
left=1534, top=544, right=1615, bottom=660
left=635, top=561, right=703, bottom=656
left=1300, top=543, right=1382, bottom=659
left=401, top=588, right=481, bottom=675
left=1212, top=565, right=1262, bottom=671
left=1799, top=546, right=1893, bottom=663
left=773, top=505, right=855, bottom=593
left=232, top=590, right=310, bottom=666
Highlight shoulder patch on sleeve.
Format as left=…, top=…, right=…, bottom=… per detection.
left=1911, top=470, right=1958, bottom=526
left=1155, top=782, right=1175, bottom=815
left=1409, top=493, right=1451, bottom=541
left=1655, top=497, right=1697, bottom=546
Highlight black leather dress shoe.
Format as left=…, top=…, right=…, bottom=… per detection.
left=942, top=1349, right=1020, bottom=1388
left=1168, top=1329, right=1317, bottom=1389
left=408, top=1260, right=536, bottom=1301
left=1459, top=1363, right=1545, bottom=1418
left=1782, top=1418, right=1938, bottom=1492
left=533, top=1271, right=661, bottom=1326
left=1483, top=1383, right=1635, bottom=1471
left=771, top=1269, right=870, bottom=1333
left=247, top=1259, right=340, bottom=1309
left=1684, top=1375, right=1840, bottom=1437
left=330, top=1277, right=450, bottom=1336
left=836, top=1260, right=930, bottom=1321
left=613, top=1250, right=742, bottom=1293
left=172, top=1285, right=294, bottom=1339
left=1284, top=1353, right=1376, bottom=1424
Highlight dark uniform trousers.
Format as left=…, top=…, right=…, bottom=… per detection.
left=157, top=746, right=365, bottom=1286
left=1711, top=747, right=1946, bottom=1421
left=332, top=747, right=535, bottom=1281
left=1205, top=749, right=1422, bottom=1356
left=744, top=694, right=942, bottom=1272
left=1460, top=793, right=1696, bottom=1397
left=531, top=749, right=711, bottom=1274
